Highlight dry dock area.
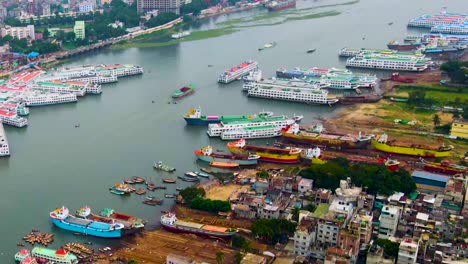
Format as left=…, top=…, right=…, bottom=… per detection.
left=103, top=230, right=237, bottom=264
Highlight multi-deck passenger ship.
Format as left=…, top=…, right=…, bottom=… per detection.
left=207, top=115, right=296, bottom=137
left=23, top=93, right=78, bottom=106
left=0, top=123, right=9, bottom=156
left=408, top=12, right=467, bottom=28
left=0, top=109, right=28, bottom=127
left=431, top=23, right=468, bottom=35
left=218, top=125, right=283, bottom=140
left=276, top=67, right=377, bottom=89
left=218, top=60, right=258, bottom=83
left=15, top=248, right=78, bottom=264
left=244, top=78, right=339, bottom=105
left=346, top=53, right=429, bottom=72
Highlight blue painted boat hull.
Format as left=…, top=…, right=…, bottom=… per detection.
left=184, top=117, right=220, bottom=125
left=50, top=218, right=122, bottom=238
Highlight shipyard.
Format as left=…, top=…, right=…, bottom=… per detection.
left=1, top=0, right=468, bottom=264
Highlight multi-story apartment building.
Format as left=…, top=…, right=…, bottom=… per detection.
left=0, top=25, right=35, bottom=40
left=136, top=0, right=181, bottom=14
left=378, top=205, right=401, bottom=239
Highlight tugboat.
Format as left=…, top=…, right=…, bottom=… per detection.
left=109, top=183, right=132, bottom=195
left=154, top=161, right=176, bottom=172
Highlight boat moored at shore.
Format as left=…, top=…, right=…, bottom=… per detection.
left=23, top=92, right=78, bottom=106
left=183, top=107, right=274, bottom=125
left=76, top=206, right=145, bottom=234
left=218, top=60, right=258, bottom=84
left=227, top=139, right=302, bottom=163
left=50, top=206, right=124, bottom=238
left=265, top=0, right=296, bottom=11
left=194, top=145, right=260, bottom=165
left=160, top=213, right=237, bottom=239
left=371, top=134, right=453, bottom=158
left=281, top=124, right=373, bottom=149
left=346, top=53, right=429, bottom=72
left=207, top=115, right=297, bottom=137
left=0, top=123, right=10, bottom=157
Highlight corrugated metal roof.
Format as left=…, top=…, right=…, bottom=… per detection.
left=411, top=170, right=450, bottom=182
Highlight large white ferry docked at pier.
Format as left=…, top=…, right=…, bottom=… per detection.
left=24, top=93, right=78, bottom=106
left=219, top=125, right=283, bottom=140
left=207, top=115, right=296, bottom=137
left=0, top=123, right=9, bottom=156
left=0, top=110, right=28, bottom=127
left=218, top=60, right=258, bottom=83
left=346, top=53, right=428, bottom=72
left=244, top=78, right=338, bottom=105
left=31, top=81, right=86, bottom=97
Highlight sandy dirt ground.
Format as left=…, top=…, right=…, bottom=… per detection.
left=96, top=229, right=237, bottom=264
left=205, top=184, right=251, bottom=201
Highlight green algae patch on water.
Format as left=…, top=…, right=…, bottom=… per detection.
left=111, top=28, right=238, bottom=49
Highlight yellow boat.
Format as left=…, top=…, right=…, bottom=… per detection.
left=226, top=139, right=301, bottom=164
left=371, top=134, right=453, bottom=158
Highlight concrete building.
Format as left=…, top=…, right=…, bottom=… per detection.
left=337, top=228, right=360, bottom=261
left=73, top=21, right=86, bottom=39
left=294, top=216, right=316, bottom=257
left=0, top=25, right=36, bottom=40
left=136, top=0, right=181, bottom=14
left=166, top=253, right=196, bottom=264
left=298, top=178, right=313, bottom=194
left=397, top=238, right=419, bottom=264
left=78, top=1, right=95, bottom=12
left=450, top=118, right=468, bottom=139
left=324, top=248, right=352, bottom=264
left=335, top=179, right=362, bottom=204
left=241, top=253, right=267, bottom=264
left=42, top=4, right=51, bottom=16
left=348, top=209, right=373, bottom=245
left=378, top=205, right=401, bottom=239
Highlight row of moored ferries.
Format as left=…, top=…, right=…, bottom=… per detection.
left=408, top=12, right=468, bottom=35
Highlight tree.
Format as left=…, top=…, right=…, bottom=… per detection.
left=179, top=187, right=205, bottom=204
left=256, top=170, right=269, bottom=179
left=376, top=239, right=400, bottom=258
left=146, top=12, right=180, bottom=28
left=407, top=89, right=426, bottom=105
left=43, top=29, right=50, bottom=39
left=215, top=252, right=224, bottom=264
left=304, top=203, right=316, bottom=212
left=292, top=207, right=300, bottom=222
left=441, top=61, right=468, bottom=84
left=65, top=32, right=76, bottom=41
left=432, top=114, right=441, bottom=127
left=234, top=252, right=243, bottom=264
left=251, top=219, right=297, bottom=244
left=55, top=30, right=66, bottom=41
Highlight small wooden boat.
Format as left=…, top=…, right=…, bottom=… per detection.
left=195, top=171, right=210, bottom=178
left=17, top=242, right=25, bottom=246
left=185, top=171, right=198, bottom=178
left=200, top=168, right=213, bottom=174
left=307, top=48, right=316, bottom=53
left=156, top=186, right=167, bottom=190
left=135, top=188, right=146, bottom=195
left=388, top=22, right=394, bottom=25
left=124, top=178, right=136, bottom=184
left=165, top=194, right=176, bottom=198
left=209, top=161, right=239, bottom=169
left=163, top=178, right=176, bottom=184
left=178, top=176, right=200, bottom=182
left=258, top=41, right=277, bottom=51
left=147, top=183, right=157, bottom=191
left=176, top=187, right=184, bottom=191
left=132, top=176, right=146, bottom=183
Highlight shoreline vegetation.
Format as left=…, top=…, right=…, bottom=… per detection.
left=109, top=0, right=359, bottom=49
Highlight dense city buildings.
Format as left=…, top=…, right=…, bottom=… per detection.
left=136, top=0, right=181, bottom=15
left=0, top=25, right=36, bottom=40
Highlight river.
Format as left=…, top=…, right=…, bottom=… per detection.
left=1, top=0, right=465, bottom=261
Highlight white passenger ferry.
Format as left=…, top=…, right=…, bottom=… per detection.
left=243, top=77, right=327, bottom=91
left=71, top=74, right=118, bottom=84
left=24, top=93, right=78, bottom=106
left=95, top=64, right=144, bottom=77
left=31, top=81, right=86, bottom=96
left=346, top=53, right=428, bottom=72
left=245, top=78, right=338, bottom=105
left=0, top=110, right=28, bottom=127
left=431, top=23, right=468, bottom=35
left=220, top=125, right=283, bottom=140
left=408, top=12, right=467, bottom=28
left=207, top=115, right=295, bottom=137
left=218, top=60, right=258, bottom=84
left=0, top=123, right=9, bottom=156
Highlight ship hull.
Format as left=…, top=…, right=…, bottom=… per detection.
left=282, top=132, right=370, bottom=149
left=50, top=218, right=122, bottom=238
left=227, top=145, right=300, bottom=164
left=184, top=117, right=220, bottom=125
left=371, top=140, right=451, bottom=158
left=267, top=2, right=296, bottom=11
left=387, top=44, right=421, bottom=51
left=161, top=223, right=235, bottom=239
left=423, top=165, right=466, bottom=175
left=195, top=151, right=258, bottom=165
